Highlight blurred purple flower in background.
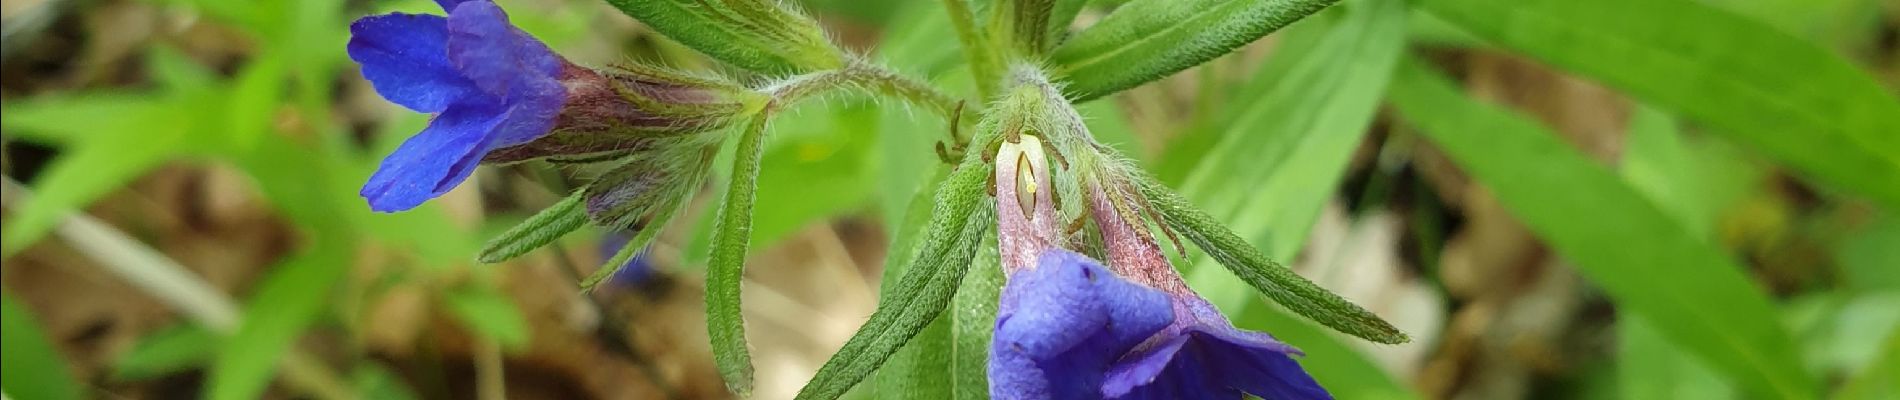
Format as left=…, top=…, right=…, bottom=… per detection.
left=600, top=231, right=656, bottom=287
left=347, top=0, right=565, bottom=212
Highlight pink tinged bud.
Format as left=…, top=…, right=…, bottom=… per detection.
left=1086, top=182, right=1191, bottom=295
left=994, top=134, right=1062, bottom=275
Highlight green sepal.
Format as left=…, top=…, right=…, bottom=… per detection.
left=1133, top=172, right=1409, bottom=344
left=581, top=141, right=717, bottom=230
left=476, top=191, right=587, bottom=264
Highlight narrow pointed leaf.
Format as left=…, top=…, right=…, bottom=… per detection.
left=874, top=237, right=1000, bottom=400
left=114, top=323, right=220, bottom=380
left=1137, top=174, right=1407, bottom=344
left=707, top=113, right=772, bottom=396
left=1415, top=0, right=1900, bottom=209
left=1, top=118, right=185, bottom=257
left=1051, top=0, right=1340, bottom=102
left=796, top=148, right=999, bottom=400
left=601, top=0, right=841, bottom=74
left=477, top=191, right=587, bottom=264
left=1388, top=59, right=1818, bottom=400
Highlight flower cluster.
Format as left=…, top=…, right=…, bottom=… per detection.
left=987, top=135, right=1331, bottom=400
left=347, top=1, right=1373, bottom=398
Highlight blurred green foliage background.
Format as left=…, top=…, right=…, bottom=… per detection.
left=1, top=0, right=1896, bottom=399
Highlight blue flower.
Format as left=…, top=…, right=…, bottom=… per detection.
left=983, top=251, right=1331, bottom=400
left=1103, top=297, right=1332, bottom=400
left=989, top=249, right=1175, bottom=400
left=348, top=0, right=565, bottom=212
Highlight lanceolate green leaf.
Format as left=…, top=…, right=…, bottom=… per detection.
left=1388, top=59, right=1819, bottom=400
left=797, top=147, right=999, bottom=400
left=114, top=323, right=220, bottom=380
left=706, top=113, right=773, bottom=397
left=874, top=237, right=1000, bottom=400
left=1415, top=0, right=1900, bottom=209
left=1138, top=174, right=1406, bottom=345
left=477, top=191, right=587, bottom=264
left=867, top=166, right=956, bottom=398
left=601, top=0, right=841, bottom=74
left=1051, top=0, right=1340, bottom=102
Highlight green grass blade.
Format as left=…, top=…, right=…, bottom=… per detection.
left=114, top=323, right=219, bottom=381
left=1388, top=59, right=1819, bottom=400
left=0, top=121, right=185, bottom=257
left=1416, top=0, right=1900, bottom=210
left=207, top=240, right=355, bottom=400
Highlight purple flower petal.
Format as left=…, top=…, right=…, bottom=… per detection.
left=347, top=13, right=481, bottom=113
left=361, top=100, right=506, bottom=212
left=444, top=1, right=564, bottom=148
left=989, top=249, right=1174, bottom=400
left=1102, top=299, right=1330, bottom=400
left=445, top=1, right=563, bottom=101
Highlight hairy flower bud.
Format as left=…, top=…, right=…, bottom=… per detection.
left=581, top=140, right=718, bottom=230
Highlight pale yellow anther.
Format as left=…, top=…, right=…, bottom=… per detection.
left=1012, top=135, right=1046, bottom=220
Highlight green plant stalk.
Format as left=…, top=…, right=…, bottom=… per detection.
left=940, top=0, right=1002, bottom=100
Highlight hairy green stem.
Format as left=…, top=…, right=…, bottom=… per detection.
left=766, top=62, right=971, bottom=142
